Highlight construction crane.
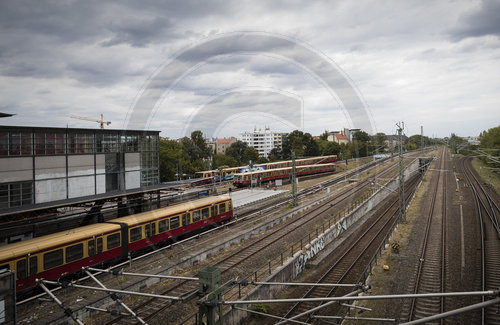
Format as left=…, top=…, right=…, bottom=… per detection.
left=70, top=114, right=111, bottom=129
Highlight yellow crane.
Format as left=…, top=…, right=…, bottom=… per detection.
left=70, top=114, right=111, bottom=129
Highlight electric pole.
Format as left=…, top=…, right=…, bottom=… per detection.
left=397, top=122, right=406, bottom=222
left=291, top=151, right=297, bottom=206
left=421, top=125, right=424, bottom=157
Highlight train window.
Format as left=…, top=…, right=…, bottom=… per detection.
left=66, top=243, right=83, bottom=263
left=219, top=203, right=226, bottom=214
left=202, top=208, right=209, bottom=219
left=107, top=233, right=121, bottom=250
left=0, top=264, right=9, bottom=271
left=228, top=201, right=232, bottom=211
left=192, top=210, right=201, bottom=222
left=29, top=256, right=37, bottom=277
left=130, top=227, right=142, bottom=242
left=88, top=240, right=95, bottom=256
left=211, top=205, right=216, bottom=217
left=158, top=219, right=168, bottom=233
left=97, top=238, right=103, bottom=254
left=170, top=216, right=180, bottom=229
left=145, top=224, right=151, bottom=238
left=151, top=223, right=156, bottom=236
left=182, top=213, right=189, bottom=226
left=44, top=249, right=63, bottom=270
left=16, top=259, right=26, bottom=280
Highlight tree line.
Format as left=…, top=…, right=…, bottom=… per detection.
left=159, top=130, right=435, bottom=182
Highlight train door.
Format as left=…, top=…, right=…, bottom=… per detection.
left=27, top=255, right=38, bottom=288
left=88, top=237, right=96, bottom=265
left=145, top=223, right=155, bottom=244
left=16, top=257, right=27, bottom=290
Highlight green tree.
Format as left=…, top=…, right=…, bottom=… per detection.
left=373, top=132, right=387, bottom=152
left=479, top=125, right=500, bottom=166
left=282, top=130, right=319, bottom=158
left=242, top=146, right=260, bottom=165
left=159, top=138, right=194, bottom=181
left=226, top=140, right=249, bottom=165
left=319, top=130, right=329, bottom=141
left=316, top=139, right=341, bottom=155
left=213, top=153, right=238, bottom=169
left=268, top=148, right=283, bottom=162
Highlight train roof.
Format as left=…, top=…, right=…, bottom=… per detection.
left=0, top=222, right=121, bottom=262
left=100, top=195, right=232, bottom=227
left=233, top=163, right=337, bottom=176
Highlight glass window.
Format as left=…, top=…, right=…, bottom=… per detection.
left=130, top=227, right=142, bottom=242
left=66, top=243, right=83, bottom=263
left=10, top=133, right=20, bottom=156
left=44, top=249, right=63, bottom=270
left=202, top=208, right=209, bottom=219
left=0, top=264, right=9, bottom=271
left=211, top=206, right=216, bottom=218
left=21, top=133, right=32, bottom=155
left=158, top=219, right=168, bottom=233
left=151, top=222, right=156, bottom=236
left=219, top=203, right=226, bottom=214
left=0, top=184, right=8, bottom=209
left=88, top=240, right=95, bottom=256
left=16, top=259, right=26, bottom=280
left=0, top=132, right=8, bottom=156
left=107, top=233, right=121, bottom=250
left=34, top=133, right=45, bottom=155
left=45, top=134, right=55, bottom=154
left=145, top=224, right=151, bottom=238
left=170, top=216, right=180, bottom=229
left=182, top=213, right=189, bottom=226
left=29, top=256, right=37, bottom=277
left=192, top=210, right=201, bottom=222
left=97, top=238, right=103, bottom=254
left=9, top=183, right=21, bottom=207
left=228, top=200, right=232, bottom=211
left=54, top=133, right=65, bottom=154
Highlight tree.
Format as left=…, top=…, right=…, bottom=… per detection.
left=373, top=132, right=387, bottom=152
left=479, top=125, right=500, bottom=166
left=213, top=153, right=238, bottom=169
left=226, top=141, right=249, bottom=165
left=159, top=138, right=194, bottom=181
left=319, top=130, right=329, bottom=141
left=316, top=139, right=340, bottom=156
left=268, top=148, right=283, bottom=162
left=351, top=131, right=372, bottom=157
left=282, top=130, right=319, bottom=158
left=242, top=146, right=260, bottom=165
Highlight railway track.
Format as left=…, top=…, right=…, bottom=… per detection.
left=461, top=156, right=500, bottom=325
left=105, top=161, right=404, bottom=324
left=277, top=173, right=422, bottom=324
left=404, top=147, right=448, bottom=323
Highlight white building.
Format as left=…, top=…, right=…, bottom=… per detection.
left=240, top=127, right=286, bottom=158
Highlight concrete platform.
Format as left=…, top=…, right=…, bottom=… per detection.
left=227, top=189, right=288, bottom=208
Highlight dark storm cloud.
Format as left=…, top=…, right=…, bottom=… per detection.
left=450, top=0, right=500, bottom=41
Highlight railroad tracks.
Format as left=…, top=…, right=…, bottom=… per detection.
left=461, top=156, right=500, bottom=325
left=277, top=174, right=422, bottom=324
left=403, top=147, right=448, bottom=323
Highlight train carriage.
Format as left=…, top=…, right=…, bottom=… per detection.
left=233, top=163, right=337, bottom=187
left=0, top=196, right=233, bottom=292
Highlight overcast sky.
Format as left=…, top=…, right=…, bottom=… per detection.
left=0, top=0, right=499, bottom=139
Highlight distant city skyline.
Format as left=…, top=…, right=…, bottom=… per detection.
left=1, top=1, right=499, bottom=139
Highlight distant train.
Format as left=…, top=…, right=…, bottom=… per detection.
left=0, top=196, right=233, bottom=292
left=233, top=163, right=337, bottom=187
left=197, top=155, right=337, bottom=182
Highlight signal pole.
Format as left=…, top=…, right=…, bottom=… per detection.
left=397, top=122, right=406, bottom=222
left=421, top=125, right=424, bottom=156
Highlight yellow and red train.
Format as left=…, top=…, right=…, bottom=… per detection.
left=0, top=196, right=233, bottom=292
left=232, top=163, right=337, bottom=187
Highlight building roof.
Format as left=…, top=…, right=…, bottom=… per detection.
left=217, top=138, right=234, bottom=144
left=0, top=125, right=160, bottom=134
left=335, top=134, right=348, bottom=140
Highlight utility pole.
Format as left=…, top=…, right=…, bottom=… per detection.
left=421, top=125, right=424, bottom=156
left=397, top=122, right=406, bottom=222
left=291, top=151, right=297, bottom=206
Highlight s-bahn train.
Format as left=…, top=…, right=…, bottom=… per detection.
left=233, top=163, right=337, bottom=187
left=0, top=196, right=233, bottom=292
left=196, top=155, right=337, bottom=182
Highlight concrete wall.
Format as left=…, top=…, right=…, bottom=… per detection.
left=125, top=153, right=140, bottom=189
left=0, top=157, right=32, bottom=182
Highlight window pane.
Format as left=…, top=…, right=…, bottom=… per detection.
left=55, top=133, right=65, bottom=154
left=66, top=243, right=83, bottom=263
left=44, top=249, right=63, bottom=270
left=145, top=224, right=151, bottom=238
left=151, top=222, right=156, bottom=236
left=0, top=132, right=8, bottom=156
left=202, top=208, right=209, bottom=219
left=21, top=133, right=31, bottom=155
left=0, top=184, right=8, bottom=209
left=29, top=256, right=38, bottom=277
left=88, top=240, right=95, bottom=256
left=170, top=216, right=180, bottom=229
left=192, top=210, right=200, bottom=222
left=10, top=133, right=20, bottom=156
left=107, top=233, right=121, bottom=249
left=34, top=133, right=45, bottom=155
left=97, top=238, right=103, bottom=253
left=158, top=219, right=168, bottom=233
left=182, top=214, right=189, bottom=226
left=16, top=259, right=26, bottom=280
left=46, top=134, right=55, bottom=155
left=130, top=227, right=142, bottom=242
left=219, top=203, right=226, bottom=214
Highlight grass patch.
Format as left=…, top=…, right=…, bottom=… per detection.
left=471, top=157, right=500, bottom=195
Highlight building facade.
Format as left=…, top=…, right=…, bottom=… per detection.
left=0, top=126, right=160, bottom=209
left=216, top=137, right=237, bottom=154
left=240, top=128, right=286, bottom=158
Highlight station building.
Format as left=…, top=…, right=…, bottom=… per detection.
left=0, top=126, right=160, bottom=210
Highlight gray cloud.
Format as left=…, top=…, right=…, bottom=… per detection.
left=449, top=0, right=500, bottom=41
